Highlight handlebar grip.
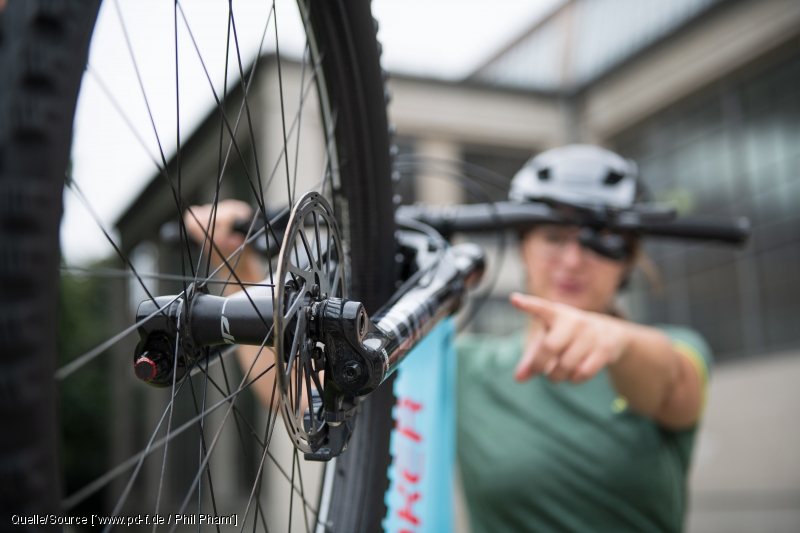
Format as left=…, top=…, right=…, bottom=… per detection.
left=637, top=216, right=750, bottom=244
left=232, top=217, right=257, bottom=235
left=231, top=208, right=291, bottom=237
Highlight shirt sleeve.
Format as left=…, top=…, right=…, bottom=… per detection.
left=654, top=325, right=714, bottom=468
left=656, top=324, right=713, bottom=388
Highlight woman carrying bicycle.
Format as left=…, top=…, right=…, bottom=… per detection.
left=457, top=144, right=711, bottom=533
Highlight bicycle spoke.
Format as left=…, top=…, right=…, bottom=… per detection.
left=65, top=178, right=183, bottom=347
left=195, top=357, right=222, bottom=533
left=172, top=0, right=197, bottom=299
left=228, top=1, right=269, bottom=214
left=111, top=0, right=196, bottom=274
left=196, top=353, right=268, bottom=449
left=61, top=265, right=276, bottom=287
left=262, top=57, right=325, bottom=202
left=271, top=0, right=294, bottom=210
left=288, top=449, right=297, bottom=533
left=283, top=286, right=308, bottom=323
left=74, top=371, right=186, bottom=514
left=66, top=176, right=257, bottom=385
left=285, top=313, right=305, bottom=378
left=313, top=215, right=323, bottom=272
left=96, top=1, right=284, bottom=298
left=147, top=330, right=182, bottom=533
left=67, top=166, right=251, bottom=362
left=75, top=335, right=276, bottom=515
left=55, top=295, right=180, bottom=380
left=290, top=43, right=311, bottom=203
left=56, top=1, right=361, bottom=529
left=326, top=221, right=333, bottom=284
left=170, top=379, right=265, bottom=531
left=293, top=348, right=304, bottom=419
left=210, top=352, right=273, bottom=533
left=294, top=443, right=313, bottom=533
left=56, top=199, right=293, bottom=379
left=240, top=387, right=280, bottom=533
left=162, top=321, right=285, bottom=532
left=195, top=0, right=276, bottom=287
left=99, top=339, right=220, bottom=526
left=192, top=357, right=319, bottom=517
left=200, top=2, right=234, bottom=283
left=303, top=361, right=316, bottom=436
left=176, top=2, right=283, bottom=271
left=331, top=263, right=341, bottom=300
left=170, top=339, right=282, bottom=533
left=85, top=64, right=257, bottom=277
left=299, top=230, right=317, bottom=272
left=177, top=48, right=327, bottom=298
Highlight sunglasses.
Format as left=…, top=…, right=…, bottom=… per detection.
left=536, top=225, right=635, bottom=261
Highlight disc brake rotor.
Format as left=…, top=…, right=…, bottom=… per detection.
left=274, top=191, right=346, bottom=453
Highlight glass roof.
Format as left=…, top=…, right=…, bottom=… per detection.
left=470, top=0, right=726, bottom=92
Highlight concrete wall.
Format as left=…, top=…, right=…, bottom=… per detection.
left=688, top=353, right=800, bottom=533
left=387, top=76, right=565, bottom=151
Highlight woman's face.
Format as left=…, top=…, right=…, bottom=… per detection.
left=521, top=225, right=630, bottom=313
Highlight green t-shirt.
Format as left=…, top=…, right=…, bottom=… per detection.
left=456, top=325, right=712, bottom=533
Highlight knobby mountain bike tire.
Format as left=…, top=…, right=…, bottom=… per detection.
left=0, top=0, right=396, bottom=532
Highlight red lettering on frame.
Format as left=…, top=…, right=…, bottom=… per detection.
left=402, top=468, right=420, bottom=483
left=396, top=397, right=424, bottom=443
left=397, top=442, right=424, bottom=487
left=399, top=426, right=422, bottom=442
left=397, top=485, right=421, bottom=526
left=393, top=396, right=425, bottom=532
left=400, top=398, right=423, bottom=412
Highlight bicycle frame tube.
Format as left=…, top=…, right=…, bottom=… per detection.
left=317, top=243, right=484, bottom=396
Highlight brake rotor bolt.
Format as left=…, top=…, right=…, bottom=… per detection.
left=342, top=361, right=362, bottom=382
left=311, top=284, right=320, bottom=298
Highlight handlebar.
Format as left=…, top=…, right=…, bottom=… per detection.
left=163, top=201, right=746, bottom=251
left=632, top=216, right=750, bottom=243
left=394, top=202, right=750, bottom=245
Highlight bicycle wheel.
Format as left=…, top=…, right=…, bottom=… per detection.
left=0, top=0, right=396, bottom=531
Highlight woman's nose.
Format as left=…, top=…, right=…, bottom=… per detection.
left=560, top=239, right=585, bottom=267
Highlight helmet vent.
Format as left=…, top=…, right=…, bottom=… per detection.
left=604, top=171, right=624, bottom=185
left=537, top=168, right=550, bottom=181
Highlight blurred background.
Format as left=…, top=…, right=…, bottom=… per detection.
left=61, top=0, right=800, bottom=532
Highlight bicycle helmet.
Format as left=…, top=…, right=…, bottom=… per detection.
left=509, top=144, right=645, bottom=260
left=509, top=144, right=638, bottom=210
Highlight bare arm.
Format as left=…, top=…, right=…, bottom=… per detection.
left=607, top=323, right=704, bottom=429
left=510, top=293, right=705, bottom=430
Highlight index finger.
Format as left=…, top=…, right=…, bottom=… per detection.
left=509, top=293, right=558, bottom=326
